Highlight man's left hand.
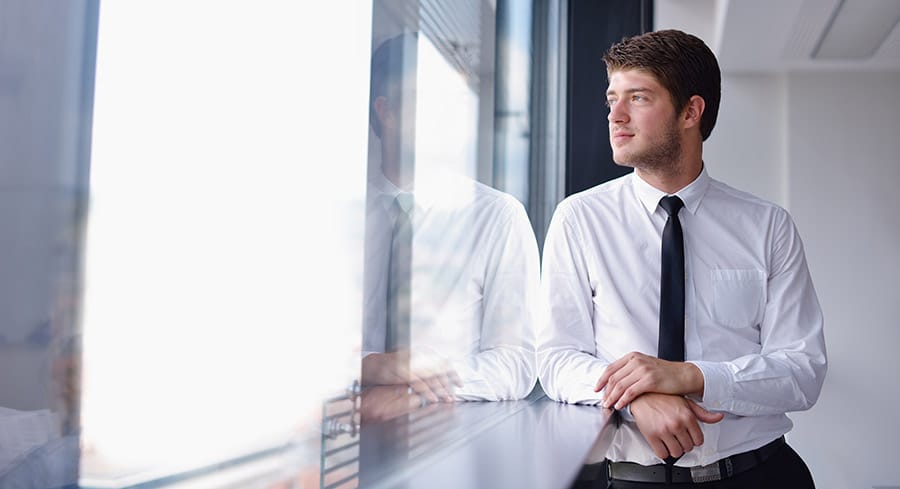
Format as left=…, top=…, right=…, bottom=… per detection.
left=595, top=352, right=704, bottom=410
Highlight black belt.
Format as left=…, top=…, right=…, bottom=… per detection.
left=608, top=436, right=786, bottom=484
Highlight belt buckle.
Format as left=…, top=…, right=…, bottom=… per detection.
left=690, top=458, right=729, bottom=483
left=690, top=458, right=733, bottom=483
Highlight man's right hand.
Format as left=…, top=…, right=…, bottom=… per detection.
left=629, top=393, right=724, bottom=460
left=359, top=384, right=437, bottom=423
left=361, top=350, right=461, bottom=403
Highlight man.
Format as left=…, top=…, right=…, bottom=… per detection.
left=538, top=30, right=826, bottom=488
left=360, top=34, right=539, bottom=414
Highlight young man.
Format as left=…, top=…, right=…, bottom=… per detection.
left=538, top=30, right=826, bottom=488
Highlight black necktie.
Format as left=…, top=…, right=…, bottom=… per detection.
left=658, top=196, right=685, bottom=471
left=658, top=195, right=685, bottom=362
left=385, top=193, right=413, bottom=351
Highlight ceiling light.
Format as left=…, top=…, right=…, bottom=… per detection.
left=813, top=0, right=900, bottom=59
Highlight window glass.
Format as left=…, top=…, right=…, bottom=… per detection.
left=0, top=1, right=540, bottom=488
left=355, top=0, right=539, bottom=484
left=80, top=2, right=372, bottom=486
left=0, top=2, right=93, bottom=487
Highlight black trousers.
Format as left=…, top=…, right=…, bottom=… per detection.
left=573, top=443, right=815, bottom=489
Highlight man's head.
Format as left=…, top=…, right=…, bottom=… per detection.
left=368, top=33, right=418, bottom=188
left=369, top=33, right=417, bottom=139
left=603, top=29, right=720, bottom=142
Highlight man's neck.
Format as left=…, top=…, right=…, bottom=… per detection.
left=634, top=158, right=703, bottom=194
left=380, top=147, right=414, bottom=191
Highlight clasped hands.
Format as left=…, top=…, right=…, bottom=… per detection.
left=595, top=352, right=724, bottom=459
left=360, top=349, right=461, bottom=422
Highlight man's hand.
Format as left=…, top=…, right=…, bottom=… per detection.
left=361, top=350, right=462, bottom=403
left=359, top=384, right=438, bottom=423
left=595, top=352, right=704, bottom=410
left=630, top=393, right=724, bottom=459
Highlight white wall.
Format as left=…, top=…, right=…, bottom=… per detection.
left=704, top=74, right=787, bottom=207
left=652, top=0, right=719, bottom=50
left=705, top=70, right=900, bottom=488
left=785, top=71, right=900, bottom=489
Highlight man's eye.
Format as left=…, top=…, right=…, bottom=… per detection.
left=605, top=99, right=616, bottom=107
left=632, top=95, right=645, bottom=102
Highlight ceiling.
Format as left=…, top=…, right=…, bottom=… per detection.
left=655, top=0, right=900, bottom=72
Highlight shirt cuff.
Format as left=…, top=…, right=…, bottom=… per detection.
left=447, top=358, right=499, bottom=401
left=687, top=360, right=734, bottom=411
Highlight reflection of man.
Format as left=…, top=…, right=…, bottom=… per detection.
left=539, top=30, right=826, bottom=488
left=361, top=34, right=538, bottom=408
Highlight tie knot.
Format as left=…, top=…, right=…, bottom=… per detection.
left=393, top=192, right=415, bottom=218
left=394, top=192, right=414, bottom=212
left=659, top=195, right=684, bottom=217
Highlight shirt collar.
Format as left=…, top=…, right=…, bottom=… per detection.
left=631, top=164, right=711, bottom=216
left=368, top=169, right=437, bottom=214
left=368, top=171, right=402, bottom=211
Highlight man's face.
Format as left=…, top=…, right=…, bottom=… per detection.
left=606, top=69, right=682, bottom=171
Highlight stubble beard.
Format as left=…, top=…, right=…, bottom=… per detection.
left=613, top=121, right=683, bottom=176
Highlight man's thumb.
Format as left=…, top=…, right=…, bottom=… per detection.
left=688, top=400, right=725, bottom=424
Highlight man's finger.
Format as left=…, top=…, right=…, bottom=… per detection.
left=407, top=391, right=426, bottom=411
left=661, top=434, right=683, bottom=459
left=605, top=371, right=648, bottom=409
left=428, top=374, right=455, bottom=402
left=687, top=418, right=705, bottom=446
left=433, top=373, right=453, bottom=393
left=613, top=375, right=651, bottom=409
left=688, top=400, right=725, bottom=424
left=673, top=428, right=696, bottom=455
left=596, top=355, right=632, bottom=391
left=595, top=353, right=639, bottom=391
left=647, top=437, right=670, bottom=460
left=602, top=368, right=636, bottom=407
left=595, top=366, right=617, bottom=392
left=409, top=377, right=439, bottom=403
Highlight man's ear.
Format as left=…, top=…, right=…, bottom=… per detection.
left=682, top=95, right=705, bottom=130
left=373, top=95, right=392, bottom=128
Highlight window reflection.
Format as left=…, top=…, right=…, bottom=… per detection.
left=415, top=35, right=479, bottom=178
left=357, top=1, right=540, bottom=479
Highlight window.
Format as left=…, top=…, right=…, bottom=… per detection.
left=81, top=2, right=373, bottom=486
left=0, top=1, right=560, bottom=487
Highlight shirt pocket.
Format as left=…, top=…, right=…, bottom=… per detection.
left=711, top=269, right=766, bottom=329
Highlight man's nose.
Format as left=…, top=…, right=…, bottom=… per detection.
left=608, top=103, right=628, bottom=124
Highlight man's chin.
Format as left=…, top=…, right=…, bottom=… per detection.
left=611, top=154, right=636, bottom=168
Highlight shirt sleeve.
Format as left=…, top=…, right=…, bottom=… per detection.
left=451, top=199, right=539, bottom=401
left=691, top=208, right=827, bottom=416
left=537, top=202, right=609, bottom=406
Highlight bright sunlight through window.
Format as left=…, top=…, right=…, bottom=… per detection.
left=81, top=2, right=372, bottom=485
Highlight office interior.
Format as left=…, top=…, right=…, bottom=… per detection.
left=0, top=0, right=897, bottom=488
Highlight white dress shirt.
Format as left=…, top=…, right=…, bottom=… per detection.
left=538, top=167, right=826, bottom=466
left=363, top=170, right=539, bottom=401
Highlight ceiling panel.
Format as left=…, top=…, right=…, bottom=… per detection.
left=657, top=0, right=900, bottom=72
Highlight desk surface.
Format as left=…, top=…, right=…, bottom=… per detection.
left=71, top=394, right=614, bottom=489
left=356, top=394, right=615, bottom=489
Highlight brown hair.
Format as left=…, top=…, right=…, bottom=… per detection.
left=603, top=29, right=721, bottom=141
